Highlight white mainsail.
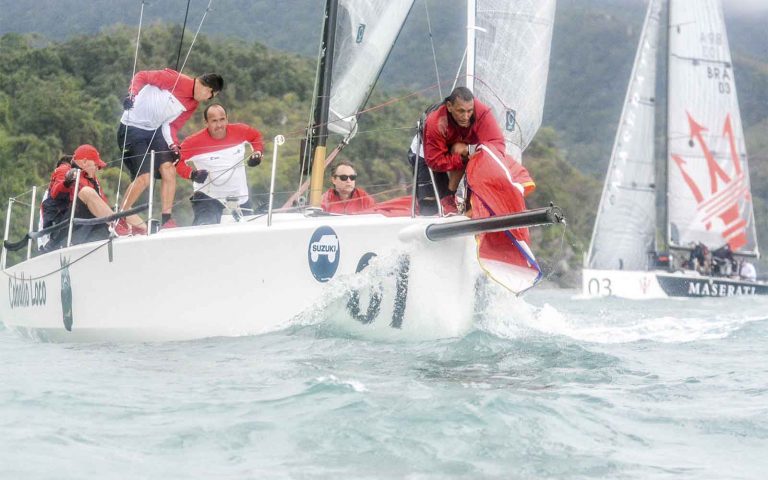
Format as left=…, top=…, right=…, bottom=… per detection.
left=667, top=0, right=758, bottom=255
left=587, top=0, right=662, bottom=271
left=472, top=0, right=556, bottom=161
left=327, top=0, right=414, bottom=138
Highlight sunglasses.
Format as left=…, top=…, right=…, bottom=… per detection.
left=334, top=174, right=357, bottom=181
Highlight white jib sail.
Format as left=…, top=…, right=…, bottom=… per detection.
left=473, top=0, right=556, bottom=161
left=667, top=0, right=758, bottom=255
left=327, top=0, right=414, bottom=138
left=587, top=0, right=663, bottom=271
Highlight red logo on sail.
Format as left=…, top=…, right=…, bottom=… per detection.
left=670, top=112, right=750, bottom=250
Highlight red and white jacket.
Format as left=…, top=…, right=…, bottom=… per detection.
left=178, top=124, right=263, bottom=203
left=120, top=68, right=199, bottom=147
left=423, top=99, right=506, bottom=172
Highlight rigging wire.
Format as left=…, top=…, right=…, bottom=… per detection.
left=114, top=0, right=147, bottom=213
left=299, top=7, right=329, bottom=199
left=119, top=0, right=215, bottom=216
left=1, top=239, right=112, bottom=281
left=451, top=47, right=467, bottom=92
left=423, top=0, right=442, bottom=99
left=175, top=0, right=192, bottom=71
left=175, top=0, right=213, bottom=75
left=542, top=221, right=570, bottom=287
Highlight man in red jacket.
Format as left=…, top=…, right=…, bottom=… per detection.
left=39, top=154, right=73, bottom=251
left=116, top=68, right=223, bottom=232
left=178, top=104, right=264, bottom=225
left=48, top=144, right=115, bottom=246
left=422, top=86, right=506, bottom=210
left=321, top=162, right=375, bottom=214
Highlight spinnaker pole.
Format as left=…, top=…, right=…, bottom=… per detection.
left=308, top=0, right=339, bottom=207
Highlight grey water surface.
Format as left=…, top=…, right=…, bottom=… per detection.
left=2, top=288, right=767, bottom=479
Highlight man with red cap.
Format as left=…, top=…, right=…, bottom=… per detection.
left=39, top=154, right=73, bottom=251
left=47, top=144, right=118, bottom=246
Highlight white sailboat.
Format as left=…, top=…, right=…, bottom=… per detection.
left=583, top=0, right=765, bottom=299
left=0, top=0, right=562, bottom=341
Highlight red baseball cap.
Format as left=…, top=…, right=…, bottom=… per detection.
left=73, top=144, right=107, bottom=169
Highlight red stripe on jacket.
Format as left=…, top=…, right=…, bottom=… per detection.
left=129, top=68, right=199, bottom=145
left=177, top=124, right=264, bottom=179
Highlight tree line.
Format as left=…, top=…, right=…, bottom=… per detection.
left=0, top=26, right=695, bottom=285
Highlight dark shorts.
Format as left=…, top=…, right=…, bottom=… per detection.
left=191, top=192, right=225, bottom=226
left=117, top=123, right=175, bottom=180
left=191, top=192, right=252, bottom=226
left=408, top=150, right=449, bottom=215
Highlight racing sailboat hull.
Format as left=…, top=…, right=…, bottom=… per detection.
left=1, top=213, right=482, bottom=342
left=582, top=268, right=767, bottom=299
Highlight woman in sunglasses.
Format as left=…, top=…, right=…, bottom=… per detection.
left=321, top=162, right=376, bottom=214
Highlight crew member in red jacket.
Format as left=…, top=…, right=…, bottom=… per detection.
left=116, top=68, right=223, bottom=232
left=321, top=162, right=376, bottom=214
left=178, top=104, right=264, bottom=225
left=39, top=155, right=73, bottom=251
left=422, top=86, right=506, bottom=210
left=48, top=144, right=115, bottom=246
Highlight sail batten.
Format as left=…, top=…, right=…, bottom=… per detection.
left=587, top=0, right=663, bottom=270
left=666, top=0, right=758, bottom=256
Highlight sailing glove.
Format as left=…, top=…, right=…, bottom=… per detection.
left=247, top=151, right=263, bottom=167
left=169, top=144, right=181, bottom=162
left=122, top=94, right=134, bottom=110
left=190, top=169, right=209, bottom=184
left=63, top=169, right=78, bottom=188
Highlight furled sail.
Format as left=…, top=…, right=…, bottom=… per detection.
left=667, top=0, right=758, bottom=255
left=587, top=0, right=662, bottom=270
left=327, top=0, right=414, bottom=138
left=473, top=0, right=556, bottom=161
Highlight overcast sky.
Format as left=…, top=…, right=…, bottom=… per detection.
left=719, top=0, right=768, bottom=15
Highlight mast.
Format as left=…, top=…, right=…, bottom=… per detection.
left=308, top=0, right=339, bottom=207
left=466, top=0, right=476, bottom=92
left=663, top=0, right=671, bottom=253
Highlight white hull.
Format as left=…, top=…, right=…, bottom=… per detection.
left=1, top=213, right=484, bottom=342
left=582, top=268, right=767, bottom=299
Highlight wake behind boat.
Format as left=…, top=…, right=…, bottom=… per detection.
left=583, top=0, right=764, bottom=299
left=1, top=0, right=564, bottom=341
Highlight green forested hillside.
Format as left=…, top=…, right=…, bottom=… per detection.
left=1, top=0, right=766, bottom=283
left=0, top=27, right=312, bottom=256
left=2, top=0, right=765, bottom=176
left=0, top=27, right=595, bottom=282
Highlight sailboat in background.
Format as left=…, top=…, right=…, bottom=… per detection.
left=583, top=0, right=766, bottom=298
left=0, top=0, right=563, bottom=341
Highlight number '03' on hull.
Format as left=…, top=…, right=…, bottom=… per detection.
left=582, top=269, right=768, bottom=299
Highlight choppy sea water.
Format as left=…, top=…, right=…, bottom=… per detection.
left=2, top=288, right=767, bottom=479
